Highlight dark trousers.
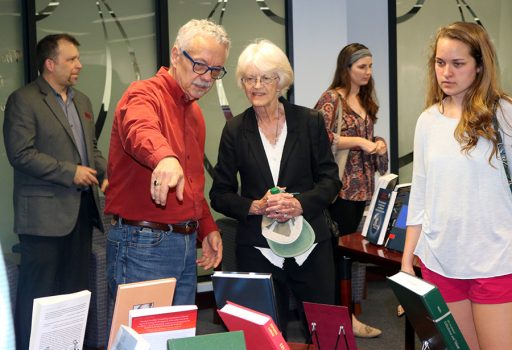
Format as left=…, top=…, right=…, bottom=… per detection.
left=236, top=239, right=335, bottom=338
left=329, top=197, right=366, bottom=235
left=15, top=191, right=94, bottom=350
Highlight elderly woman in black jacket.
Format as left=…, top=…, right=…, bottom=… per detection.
left=210, top=39, right=341, bottom=336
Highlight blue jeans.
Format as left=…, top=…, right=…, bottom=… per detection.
left=106, top=221, right=197, bottom=343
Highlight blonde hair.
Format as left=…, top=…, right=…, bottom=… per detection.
left=236, top=39, right=294, bottom=96
left=426, top=22, right=510, bottom=159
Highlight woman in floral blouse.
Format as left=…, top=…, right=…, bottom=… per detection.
left=314, top=42, right=388, bottom=338
left=315, top=42, right=388, bottom=235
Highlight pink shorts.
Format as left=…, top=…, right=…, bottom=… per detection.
left=420, top=262, right=512, bottom=304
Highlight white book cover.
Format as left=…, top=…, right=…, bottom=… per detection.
left=111, top=325, right=150, bottom=350
left=29, top=290, right=91, bottom=350
left=129, top=305, right=197, bottom=350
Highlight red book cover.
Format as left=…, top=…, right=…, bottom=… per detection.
left=303, top=302, right=357, bottom=350
left=217, top=301, right=290, bottom=350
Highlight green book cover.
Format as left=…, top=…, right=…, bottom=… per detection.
left=167, top=331, right=246, bottom=350
left=387, top=272, right=469, bottom=350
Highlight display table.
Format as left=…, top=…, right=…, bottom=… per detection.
left=338, top=232, right=420, bottom=350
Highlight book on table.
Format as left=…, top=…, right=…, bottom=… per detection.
left=167, top=331, right=246, bottom=350
left=361, top=173, right=398, bottom=238
left=129, top=305, right=197, bottom=350
left=387, top=271, right=469, bottom=350
left=29, top=290, right=91, bottom=350
left=111, top=325, right=150, bottom=350
left=365, top=182, right=411, bottom=246
left=217, top=301, right=289, bottom=350
left=385, top=203, right=408, bottom=252
left=212, top=271, right=279, bottom=325
left=107, top=278, right=177, bottom=350
left=303, top=302, right=357, bottom=350
left=364, top=187, right=394, bottom=245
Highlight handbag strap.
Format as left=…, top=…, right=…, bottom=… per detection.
left=334, top=90, right=346, bottom=135
left=492, top=106, right=512, bottom=194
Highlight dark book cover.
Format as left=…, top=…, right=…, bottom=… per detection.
left=211, top=271, right=279, bottom=326
left=385, top=184, right=411, bottom=235
left=385, top=204, right=408, bottom=252
left=387, top=272, right=469, bottom=350
left=366, top=188, right=392, bottom=245
left=303, top=302, right=357, bottom=350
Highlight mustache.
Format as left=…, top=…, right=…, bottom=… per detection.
left=194, top=80, right=213, bottom=88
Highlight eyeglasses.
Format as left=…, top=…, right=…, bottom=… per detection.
left=181, top=49, right=227, bottom=80
left=241, top=75, right=279, bottom=87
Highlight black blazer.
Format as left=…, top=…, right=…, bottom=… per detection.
left=210, top=98, right=341, bottom=247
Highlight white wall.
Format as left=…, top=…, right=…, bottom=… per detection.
left=292, top=0, right=390, bottom=151
left=292, top=0, right=348, bottom=109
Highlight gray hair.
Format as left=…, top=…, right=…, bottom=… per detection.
left=236, top=39, right=294, bottom=96
left=174, top=19, right=231, bottom=54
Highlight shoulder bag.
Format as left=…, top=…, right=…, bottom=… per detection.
left=332, top=92, right=349, bottom=181
left=492, top=105, right=512, bottom=195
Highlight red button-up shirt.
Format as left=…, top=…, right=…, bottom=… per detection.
left=105, top=67, right=217, bottom=240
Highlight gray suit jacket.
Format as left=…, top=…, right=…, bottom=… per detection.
left=3, top=76, right=107, bottom=236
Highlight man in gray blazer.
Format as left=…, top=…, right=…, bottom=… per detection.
left=3, top=33, right=107, bottom=350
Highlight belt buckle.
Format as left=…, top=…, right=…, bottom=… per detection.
left=184, top=222, right=191, bottom=233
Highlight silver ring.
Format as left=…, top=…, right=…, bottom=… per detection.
left=153, top=180, right=160, bottom=186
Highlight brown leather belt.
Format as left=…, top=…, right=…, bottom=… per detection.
left=112, top=215, right=198, bottom=234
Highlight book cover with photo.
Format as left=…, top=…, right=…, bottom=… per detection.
left=365, top=187, right=393, bottom=245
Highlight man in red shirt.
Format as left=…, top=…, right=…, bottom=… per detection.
left=105, top=19, right=229, bottom=319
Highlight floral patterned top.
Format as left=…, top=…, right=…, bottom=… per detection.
left=315, top=89, right=388, bottom=201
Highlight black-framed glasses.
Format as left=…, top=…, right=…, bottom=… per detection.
left=181, top=49, right=227, bottom=80
left=241, top=75, right=279, bottom=87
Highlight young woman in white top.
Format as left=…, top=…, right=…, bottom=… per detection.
left=401, top=22, right=512, bottom=349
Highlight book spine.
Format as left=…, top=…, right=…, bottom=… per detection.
left=264, top=319, right=290, bottom=350
left=423, top=290, right=469, bottom=350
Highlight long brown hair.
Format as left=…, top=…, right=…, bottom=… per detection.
left=329, top=43, right=379, bottom=122
left=426, top=22, right=510, bottom=159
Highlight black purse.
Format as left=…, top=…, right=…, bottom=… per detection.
left=324, top=210, right=340, bottom=238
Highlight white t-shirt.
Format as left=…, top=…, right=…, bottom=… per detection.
left=407, top=99, right=512, bottom=278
